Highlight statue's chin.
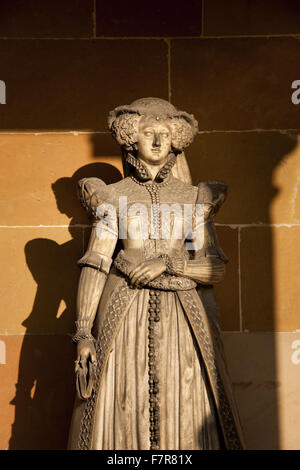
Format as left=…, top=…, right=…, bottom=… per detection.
left=138, top=155, right=168, bottom=166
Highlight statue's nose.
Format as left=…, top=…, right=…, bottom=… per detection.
left=153, top=133, right=161, bottom=147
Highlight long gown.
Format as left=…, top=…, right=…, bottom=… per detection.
left=92, top=289, right=220, bottom=449
left=68, top=157, right=245, bottom=450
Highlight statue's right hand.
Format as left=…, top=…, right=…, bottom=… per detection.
left=75, top=339, right=97, bottom=400
left=75, top=338, right=97, bottom=375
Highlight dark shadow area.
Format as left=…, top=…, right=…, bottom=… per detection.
left=0, top=39, right=169, bottom=131
left=9, top=162, right=122, bottom=449
left=186, top=132, right=299, bottom=449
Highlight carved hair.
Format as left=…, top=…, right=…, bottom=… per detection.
left=110, top=113, right=141, bottom=151
left=108, top=97, right=198, bottom=152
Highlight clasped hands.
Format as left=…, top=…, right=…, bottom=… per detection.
left=128, top=258, right=166, bottom=287
left=127, top=256, right=225, bottom=286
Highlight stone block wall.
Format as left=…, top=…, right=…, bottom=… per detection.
left=0, top=0, right=300, bottom=449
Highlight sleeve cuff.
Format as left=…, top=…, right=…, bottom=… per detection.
left=77, top=250, right=112, bottom=274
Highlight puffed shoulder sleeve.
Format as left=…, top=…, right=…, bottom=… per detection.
left=78, top=177, right=114, bottom=220
left=196, top=180, right=228, bottom=220
left=193, top=179, right=228, bottom=263
left=77, top=177, right=118, bottom=274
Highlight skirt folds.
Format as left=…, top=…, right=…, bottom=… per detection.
left=91, top=289, right=220, bottom=450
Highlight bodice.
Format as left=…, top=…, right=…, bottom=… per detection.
left=108, top=175, right=198, bottom=261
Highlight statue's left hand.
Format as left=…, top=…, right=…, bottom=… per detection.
left=129, top=259, right=166, bottom=287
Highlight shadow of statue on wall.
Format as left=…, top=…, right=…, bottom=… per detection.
left=9, top=161, right=122, bottom=450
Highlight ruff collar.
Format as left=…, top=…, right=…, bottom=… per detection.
left=126, top=152, right=177, bottom=183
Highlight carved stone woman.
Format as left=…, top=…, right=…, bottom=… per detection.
left=68, top=97, right=245, bottom=450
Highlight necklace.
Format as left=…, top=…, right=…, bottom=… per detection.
left=130, top=176, right=169, bottom=237
left=130, top=175, right=169, bottom=188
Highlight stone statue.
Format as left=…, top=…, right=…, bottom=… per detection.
left=68, top=97, right=245, bottom=450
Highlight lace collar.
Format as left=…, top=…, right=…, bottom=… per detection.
left=125, top=152, right=177, bottom=183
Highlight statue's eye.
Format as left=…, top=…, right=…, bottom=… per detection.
left=161, top=133, right=169, bottom=138
left=145, top=131, right=153, bottom=137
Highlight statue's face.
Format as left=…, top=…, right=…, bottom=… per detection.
left=136, top=118, right=172, bottom=165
